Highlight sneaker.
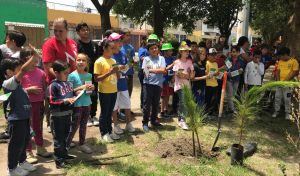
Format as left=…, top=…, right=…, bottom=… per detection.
left=177, top=120, right=181, bottom=127
left=7, top=167, right=29, bottom=176
left=46, top=126, right=51, bottom=133
left=151, top=122, right=163, bottom=127
left=160, top=112, right=170, bottom=119
left=70, top=142, right=75, bottom=148
left=78, top=145, right=92, bottom=154
left=36, top=146, right=52, bottom=157
left=0, top=132, right=9, bottom=139
left=117, top=113, right=126, bottom=122
left=102, top=133, right=114, bottom=143
left=19, top=161, right=36, bottom=172
left=143, top=125, right=149, bottom=132
left=110, top=132, right=120, bottom=140
left=272, top=112, right=279, bottom=118
left=168, top=110, right=176, bottom=116
left=285, top=113, right=291, bottom=120
left=233, top=110, right=238, bottom=114
left=125, top=123, right=136, bottom=132
left=56, top=162, right=70, bottom=169
left=25, top=151, right=38, bottom=164
left=179, top=121, right=188, bottom=130
left=113, top=124, right=124, bottom=135
left=87, top=117, right=93, bottom=127
left=92, top=117, right=99, bottom=126
left=64, top=155, right=75, bottom=163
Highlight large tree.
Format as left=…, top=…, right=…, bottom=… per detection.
left=91, top=0, right=116, bottom=32
left=250, top=0, right=290, bottom=48
left=203, top=0, right=243, bottom=44
left=112, top=0, right=204, bottom=37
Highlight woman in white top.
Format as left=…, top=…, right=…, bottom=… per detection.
left=237, top=36, right=253, bottom=63
left=217, top=34, right=231, bottom=57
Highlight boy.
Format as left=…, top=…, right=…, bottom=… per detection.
left=272, top=47, right=299, bottom=120
left=46, top=60, right=76, bottom=169
left=109, top=33, right=136, bottom=135
left=244, top=50, right=264, bottom=91
left=160, top=43, right=175, bottom=118
left=205, top=48, right=219, bottom=120
left=226, top=45, right=243, bottom=114
left=2, top=44, right=37, bottom=176
left=6, top=30, right=26, bottom=58
left=205, top=39, right=212, bottom=49
left=189, top=41, right=198, bottom=59
left=75, top=22, right=100, bottom=127
left=142, top=42, right=166, bottom=131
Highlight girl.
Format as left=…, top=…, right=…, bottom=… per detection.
left=66, top=53, right=95, bottom=153
left=94, top=39, right=120, bottom=143
left=192, top=48, right=209, bottom=105
left=173, top=41, right=195, bottom=130
left=20, top=47, right=52, bottom=164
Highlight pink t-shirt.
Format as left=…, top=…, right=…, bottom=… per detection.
left=21, top=68, right=46, bottom=102
left=173, top=59, right=194, bottom=92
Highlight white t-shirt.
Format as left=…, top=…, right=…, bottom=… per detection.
left=11, top=51, right=20, bottom=58
left=244, top=61, right=264, bottom=85
left=239, top=48, right=246, bottom=55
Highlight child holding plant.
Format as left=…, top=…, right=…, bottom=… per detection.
left=244, top=50, right=264, bottom=91
left=192, top=47, right=208, bottom=105
left=226, top=45, right=244, bottom=114
left=272, top=47, right=299, bottom=120
left=173, top=41, right=195, bottom=130
left=205, top=48, right=219, bottom=120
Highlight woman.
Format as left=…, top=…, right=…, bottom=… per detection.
left=217, top=34, right=231, bottom=57
left=42, top=18, right=78, bottom=134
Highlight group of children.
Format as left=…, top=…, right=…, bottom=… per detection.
left=0, top=21, right=298, bottom=176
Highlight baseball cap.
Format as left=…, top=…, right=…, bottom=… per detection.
left=108, top=33, right=125, bottom=41
left=208, top=48, right=217, bottom=54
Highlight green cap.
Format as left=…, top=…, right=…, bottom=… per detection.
left=161, top=43, right=174, bottom=50
left=178, top=41, right=191, bottom=51
left=147, top=34, right=160, bottom=42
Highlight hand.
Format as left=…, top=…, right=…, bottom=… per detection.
left=76, top=90, right=82, bottom=95
left=170, top=78, right=175, bottom=83
left=212, top=71, right=219, bottom=76
left=109, top=66, right=119, bottom=74
left=29, top=44, right=39, bottom=57
left=69, top=96, right=75, bottom=105
left=163, top=71, right=167, bottom=76
left=129, top=64, right=133, bottom=68
left=147, top=65, right=151, bottom=69
left=86, top=84, right=94, bottom=91
left=27, top=86, right=42, bottom=94
left=173, top=60, right=178, bottom=65
left=238, top=68, right=243, bottom=72
left=206, top=75, right=210, bottom=79
left=244, top=84, right=248, bottom=90
left=0, top=102, right=3, bottom=106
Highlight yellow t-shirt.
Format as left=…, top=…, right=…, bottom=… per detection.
left=277, top=58, right=299, bottom=81
left=94, top=57, right=118, bottom=93
left=206, top=61, right=219, bottom=87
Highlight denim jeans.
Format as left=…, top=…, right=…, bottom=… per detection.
left=50, top=115, right=71, bottom=165
left=192, top=88, right=205, bottom=106
left=176, top=89, right=186, bottom=122
left=98, top=92, right=117, bottom=136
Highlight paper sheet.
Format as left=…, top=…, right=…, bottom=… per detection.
left=84, top=77, right=92, bottom=95
left=216, top=70, right=225, bottom=79
left=230, top=70, right=242, bottom=77
left=120, top=62, right=133, bottom=74
left=225, top=58, right=232, bottom=69
left=145, top=60, right=150, bottom=79
left=0, top=93, right=11, bottom=102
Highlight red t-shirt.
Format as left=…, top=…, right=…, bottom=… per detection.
left=215, top=55, right=226, bottom=81
left=42, top=37, right=78, bottom=83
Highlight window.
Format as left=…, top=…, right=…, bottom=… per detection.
left=67, top=27, right=75, bottom=39
left=207, top=24, right=214, bottom=29
left=130, top=23, right=134, bottom=29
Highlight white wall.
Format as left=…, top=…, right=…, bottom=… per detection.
left=201, top=22, right=219, bottom=35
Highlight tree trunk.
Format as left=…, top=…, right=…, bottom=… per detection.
left=153, top=0, right=164, bottom=37
left=281, top=0, right=300, bottom=60
left=192, top=131, right=196, bottom=156
left=100, top=9, right=112, bottom=33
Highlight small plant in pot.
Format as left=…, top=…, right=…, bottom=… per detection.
left=231, top=81, right=299, bottom=165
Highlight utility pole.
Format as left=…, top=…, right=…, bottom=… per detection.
left=237, top=0, right=250, bottom=40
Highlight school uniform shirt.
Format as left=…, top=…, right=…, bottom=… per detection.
left=21, top=68, right=46, bottom=102
left=76, top=40, right=99, bottom=75
left=112, top=51, right=128, bottom=91
left=205, top=61, right=219, bottom=87
left=138, top=47, right=150, bottom=68
left=260, top=54, right=272, bottom=70
left=121, top=44, right=135, bottom=75
left=192, top=62, right=206, bottom=89
left=2, top=75, right=31, bottom=121
left=68, top=71, right=92, bottom=107
left=94, top=57, right=118, bottom=93
left=42, top=37, right=78, bottom=83
left=277, top=58, right=299, bottom=81
left=163, top=56, right=175, bottom=84
left=173, top=59, right=194, bottom=92
left=244, top=61, right=264, bottom=85
left=142, top=56, right=165, bottom=88
left=227, top=57, right=244, bottom=83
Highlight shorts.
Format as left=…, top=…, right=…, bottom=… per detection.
left=113, top=91, right=131, bottom=110
left=161, top=84, right=174, bottom=97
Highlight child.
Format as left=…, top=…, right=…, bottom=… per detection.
left=46, top=60, right=76, bottom=169
left=160, top=43, right=175, bottom=118
left=205, top=48, right=219, bottom=119
left=138, top=35, right=149, bottom=110
left=189, top=41, right=198, bottom=59
left=244, top=50, right=264, bottom=91
left=192, top=47, right=209, bottom=105
left=2, top=44, right=38, bottom=176
left=6, top=30, right=26, bottom=58
left=226, top=46, right=243, bottom=114
left=94, top=39, right=120, bottom=142
left=272, top=47, right=299, bottom=120
left=142, top=42, right=165, bottom=131
left=259, top=44, right=273, bottom=80
left=66, top=53, right=95, bottom=153
left=20, top=47, right=51, bottom=164
left=173, top=41, right=195, bottom=130
left=109, top=33, right=136, bottom=134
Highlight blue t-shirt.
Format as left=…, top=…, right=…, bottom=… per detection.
left=163, top=56, right=175, bottom=84
left=260, top=54, right=272, bottom=68
left=121, top=44, right=135, bottom=75
left=112, top=52, right=128, bottom=91
left=68, top=72, right=92, bottom=107
left=138, top=47, right=150, bottom=68
left=142, top=56, right=166, bottom=88
left=2, top=75, right=32, bottom=121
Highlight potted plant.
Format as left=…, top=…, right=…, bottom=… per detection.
left=231, top=81, right=299, bottom=165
